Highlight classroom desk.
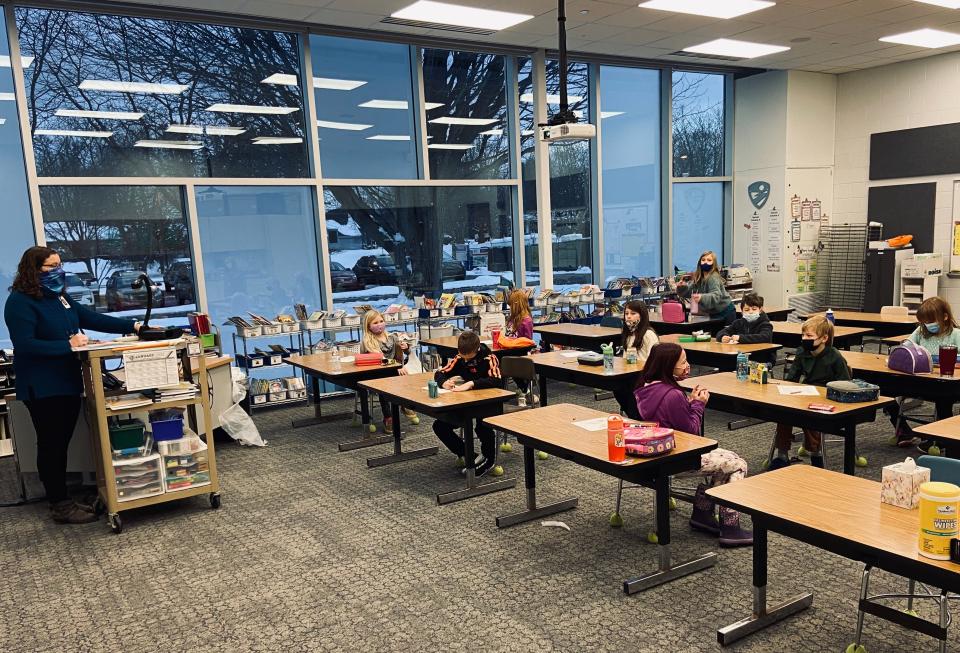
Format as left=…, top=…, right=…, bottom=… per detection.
left=841, top=351, right=960, bottom=421
left=709, top=466, right=960, bottom=648
left=358, top=372, right=516, bottom=505
left=914, top=414, right=960, bottom=445
left=800, top=311, right=917, bottom=338
left=882, top=334, right=910, bottom=349
left=771, top=321, right=873, bottom=350
left=660, top=334, right=781, bottom=372
left=678, top=372, right=894, bottom=475
left=486, top=403, right=718, bottom=593
left=420, top=335, right=534, bottom=361
left=533, top=323, right=620, bottom=352
left=531, top=350, right=642, bottom=406
left=649, top=312, right=725, bottom=335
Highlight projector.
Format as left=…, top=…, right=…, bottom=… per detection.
left=539, top=122, right=596, bottom=143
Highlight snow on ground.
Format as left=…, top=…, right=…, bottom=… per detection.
left=330, top=247, right=388, bottom=269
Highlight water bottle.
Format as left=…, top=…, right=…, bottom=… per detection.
left=736, top=351, right=749, bottom=381
left=825, top=308, right=835, bottom=325
left=601, top=342, right=614, bottom=374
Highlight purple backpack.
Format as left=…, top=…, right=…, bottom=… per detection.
left=888, top=340, right=932, bottom=374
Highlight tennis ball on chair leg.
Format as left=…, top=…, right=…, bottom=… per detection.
left=609, top=512, right=624, bottom=528
left=646, top=532, right=659, bottom=544
left=856, top=455, right=868, bottom=467
left=929, top=445, right=942, bottom=457
left=491, top=465, right=504, bottom=477
left=797, top=446, right=808, bottom=457
left=536, top=451, right=549, bottom=460
left=500, top=442, right=513, bottom=453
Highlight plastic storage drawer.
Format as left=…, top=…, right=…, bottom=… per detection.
left=158, top=434, right=210, bottom=492
left=113, top=453, right=164, bottom=502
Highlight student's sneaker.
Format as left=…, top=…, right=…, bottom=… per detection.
left=383, top=417, right=394, bottom=432
left=718, top=507, right=753, bottom=548
left=768, top=456, right=791, bottom=472
left=475, top=456, right=497, bottom=478
left=402, top=408, right=420, bottom=425
left=460, top=454, right=483, bottom=475
left=50, top=500, right=98, bottom=524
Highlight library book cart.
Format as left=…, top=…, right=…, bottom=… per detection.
left=79, top=339, right=221, bottom=534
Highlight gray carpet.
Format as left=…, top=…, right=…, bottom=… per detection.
left=0, top=366, right=953, bottom=652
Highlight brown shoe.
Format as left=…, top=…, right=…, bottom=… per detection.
left=50, top=500, right=98, bottom=524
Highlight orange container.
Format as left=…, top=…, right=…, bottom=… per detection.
left=607, top=415, right=625, bottom=462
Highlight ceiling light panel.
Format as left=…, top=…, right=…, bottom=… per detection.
left=601, top=111, right=625, bottom=118
left=359, top=100, right=409, bottom=110
left=914, top=1, right=960, bottom=8
left=135, top=139, right=202, bottom=150
left=0, top=55, right=34, bottom=68
left=480, top=128, right=503, bottom=136
left=313, top=77, right=367, bottom=90
left=879, top=28, right=960, bottom=48
left=252, top=136, right=304, bottom=145
left=166, top=124, right=245, bottom=136
left=638, top=0, right=775, bottom=19
left=366, top=135, right=411, bottom=141
left=317, top=119, right=373, bottom=131
left=520, top=93, right=583, bottom=104
left=428, top=143, right=473, bottom=150
left=429, top=116, right=498, bottom=126
left=80, top=80, right=188, bottom=94
left=55, top=109, right=144, bottom=120
left=206, top=103, right=299, bottom=114
left=261, top=73, right=298, bottom=86
left=683, top=38, right=790, bottom=58
left=35, top=129, right=113, bottom=137
left=392, top=1, right=533, bottom=31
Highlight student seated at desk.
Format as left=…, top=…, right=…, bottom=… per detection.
left=676, top=250, right=736, bottom=325
left=889, top=297, right=960, bottom=449
left=716, top=292, right=775, bottom=363
left=433, top=331, right=503, bottom=477
left=633, top=343, right=752, bottom=547
left=771, top=316, right=849, bottom=470
left=613, top=300, right=658, bottom=420
left=361, top=310, right=419, bottom=431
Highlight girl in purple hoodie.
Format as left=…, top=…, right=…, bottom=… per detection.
left=633, top=343, right=752, bottom=547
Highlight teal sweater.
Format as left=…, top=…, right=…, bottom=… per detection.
left=4, top=289, right=136, bottom=400
left=908, top=326, right=960, bottom=362
left=678, top=273, right=733, bottom=316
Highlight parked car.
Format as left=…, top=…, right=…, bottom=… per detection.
left=330, top=262, right=360, bottom=291
left=164, top=261, right=195, bottom=305
left=105, top=270, right=165, bottom=312
left=442, top=255, right=466, bottom=281
left=65, top=273, right=95, bottom=307
left=353, top=255, right=398, bottom=287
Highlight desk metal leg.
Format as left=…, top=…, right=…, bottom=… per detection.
left=623, top=472, right=717, bottom=594
left=842, top=425, right=857, bottom=476
left=717, top=525, right=813, bottom=645
left=496, top=445, right=578, bottom=527
left=367, top=403, right=437, bottom=467
left=338, top=388, right=393, bottom=451
left=539, top=375, right=549, bottom=407
left=437, top=417, right=516, bottom=505
left=292, top=375, right=351, bottom=428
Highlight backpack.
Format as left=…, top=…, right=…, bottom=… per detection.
left=660, top=301, right=685, bottom=323
left=888, top=340, right=932, bottom=374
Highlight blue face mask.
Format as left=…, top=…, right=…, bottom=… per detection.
left=39, top=266, right=66, bottom=294
left=742, top=312, right=761, bottom=322
left=925, top=323, right=941, bottom=335
left=700, top=263, right=713, bottom=273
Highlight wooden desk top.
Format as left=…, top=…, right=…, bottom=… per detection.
left=660, top=333, right=781, bottom=356
left=801, top=310, right=916, bottom=325
left=190, top=355, right=232, bottom=371
left=678, top=372, right=894, bottom=415
left=708, top=465, right=960, bottom=575
left=421, top=335, right=491, bottom=351
left=287, top=353, right=401, bottom=377
left=841, top=351, right=960, bottom=383
left=359, top=372, right=513, bottom=411
left=772, top=321, right=873, bottom=338
left=882, top=334, right=911, bottom=347
left=485, top=403, right=716, bottom=470
left=649, top=312, right=720, bottom=327
left=530, top=350, right=643, bottom=376
left=915, top=415, right=960, bottom=441
left=533, top=324, right=620, bottom=339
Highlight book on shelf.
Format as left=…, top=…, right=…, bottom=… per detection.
left=438, top=293, right=457, bottom=310
left=353, top=304, right=374, bottom=314
left=106, top=393, right=154, bottom=411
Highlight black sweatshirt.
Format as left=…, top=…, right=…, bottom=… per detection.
left=433, top=343, right=504, bottom=390
left=716, top=312, right=774, bottom=344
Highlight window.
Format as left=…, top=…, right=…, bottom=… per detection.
left=196, top=186, right=322, bottom=352
left=0, top=12, right=38, bottom=349
left=324, top=186, right=513, bottom=311
left=547, top=60, right=592, bottom=289
left=39, top=186, right=193, bottom=321
left=16, top=8, right=309, bottom=178
left=517, top=57, right=538, bottom=286
left=310, top=35, right=418, bottom=179
left=672, top=71, right=725, bottom=178
left=671, top=182, right=723, bottom=272
left=600, top=65, right=660, bottom=280
left=422, top=48, right=509, bottom=179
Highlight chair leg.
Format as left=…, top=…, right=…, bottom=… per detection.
left=907, top=578, right=916, bottom=613
left=610, top=479, right=625, bottom=527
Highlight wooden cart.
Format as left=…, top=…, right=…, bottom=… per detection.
left=79, top=339, right=221, bottom=533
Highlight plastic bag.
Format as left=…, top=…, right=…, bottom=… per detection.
left=404, top=350, right=424, bottom=375
left=230, top=367, right=248, bottom=404
left=220, top=402, right=267, bottom=447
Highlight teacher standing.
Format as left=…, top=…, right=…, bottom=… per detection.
left=4, top=246, right=139, bottom=524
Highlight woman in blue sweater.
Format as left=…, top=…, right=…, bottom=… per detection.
left=4, top=246, right=139, bottom=524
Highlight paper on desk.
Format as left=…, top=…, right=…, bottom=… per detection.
left=420, top=387, right=451, bottom=394
left=573, top=417, right=609, bottom=431
left=560, top=352, right=582, bottom=358
left=777, top=385, right=820, bottom=396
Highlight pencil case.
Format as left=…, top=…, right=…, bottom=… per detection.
left=826, top=379, right=880, bottom=403
left=354, top=352, right=383, bottom=366
left=623, top=425, right=675, bottom=457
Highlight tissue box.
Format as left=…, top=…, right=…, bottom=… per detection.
left=881, top=458, right=931, bottom=509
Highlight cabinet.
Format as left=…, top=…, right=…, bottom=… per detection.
left=900, top=254, right=943, bottom=314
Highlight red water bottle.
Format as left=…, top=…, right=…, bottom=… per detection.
left=607, top=415, right=625, bottom=462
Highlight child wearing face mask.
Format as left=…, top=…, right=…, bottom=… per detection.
left=716, top=293, right=774, bottom=363
left=676, top=250, right=736, bottom=325
left=770, top=316, right=849, bottom=469
left=890, top=297, right=960, bottom=449
left=632, top=343, right=752, bottom=547
left=613, top=300, right=658, bottom=420
left=360, top=310, right=418, bottom=431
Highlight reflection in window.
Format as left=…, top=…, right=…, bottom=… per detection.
left=324, top=186, right=513, bottom=311
left=672, top=182, right=723, bottom=273
left=517, top=57, right=538, bottom=285
left=672, top=71, right=725, bottom=178
left=310, top=35, right=417, bottom=179
left=547, top=60, right=592, bottom=289
left=423, top=48, right=509, bottom=179
left=16, top=8, right=309, bottom=178
left=39, top=186, right=193, bottom=323
left=600, top=65, right=660, bottom=280
left=0, top=12, right=37, bottom=348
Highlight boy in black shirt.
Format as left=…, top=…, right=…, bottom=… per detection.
left=433, top=331, right=503, bottom=476
left=717, top=292, right=774, bottom=362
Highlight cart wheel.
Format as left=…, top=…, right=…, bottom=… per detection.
left=646, top=532, right=659, bottom=544
left=491, top=465, right=504, bottom=477
left=669, top=497, right=678, bottom=511
left=108, top=513, right=123, bottom=534
left=536, top=451, right=549, bottom=461
left=609, top=512, right=624, bottom=528
left=209, top=493, right=222, bottom=510
left=856, top=455, right=868, bottom=468
left=500, top=442, right=513, bottom=453
left=797, top=446, right=808, bottom=457
left=845, top=644, right=866, bottom=653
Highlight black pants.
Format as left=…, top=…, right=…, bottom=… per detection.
left=432, top=419, right=495, bottom=461
left=24, top=395, right=82, bottom=504
left=613, top=385, right=642, bottom=421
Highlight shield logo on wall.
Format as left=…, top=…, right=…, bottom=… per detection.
left=748, top=181, right=770, bottom=209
